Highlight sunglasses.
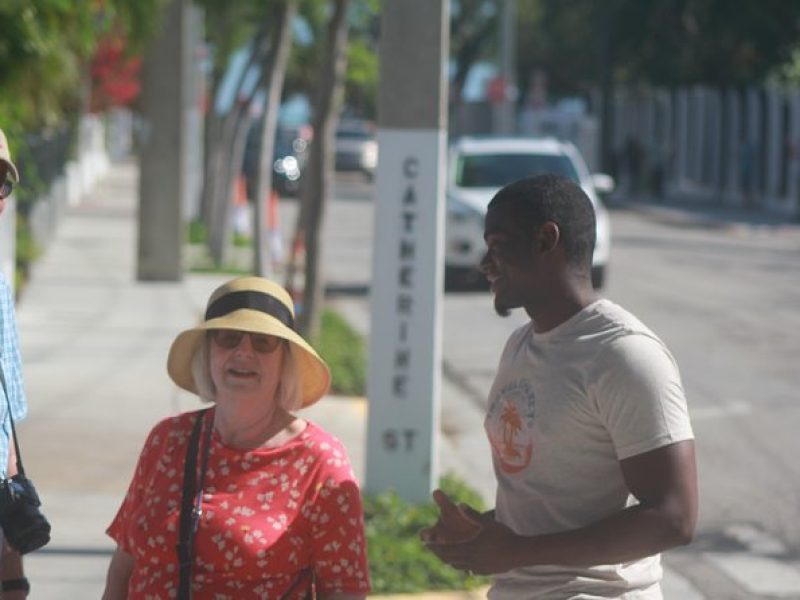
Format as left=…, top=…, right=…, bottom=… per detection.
left=0, top=180, right=12, bottom=200
left=210, top=329, right=282, bottom=354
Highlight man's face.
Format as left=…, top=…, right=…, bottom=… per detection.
left=480, top=204, right=539, bottom=317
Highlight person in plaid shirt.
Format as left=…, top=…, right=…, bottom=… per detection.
left=0, top=127, right=31, bottom=599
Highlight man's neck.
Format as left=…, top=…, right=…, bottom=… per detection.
left=526, top=278, right=597, bottom=333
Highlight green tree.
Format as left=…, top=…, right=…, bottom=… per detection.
left=450, top=0, right=500, bottom=102
left=292, top=0, right=351, bottom=339
left=515, top=0, right=800, bottom=99
left=193, top=0, right=293, bottom=266
left=0, top=0, right=162, bottom=131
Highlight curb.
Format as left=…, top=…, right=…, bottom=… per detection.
left=372, top=587, right=489, bottom=599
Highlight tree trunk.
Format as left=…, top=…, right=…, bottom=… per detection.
left=253, top=0, right=297, bottom=277
left=203, top=19, right=273, bottom=266
left=201, top=112, right=225, bottom=224
left=295, top=0, right=350, bottom=339
left=208, top=105, right=251, bottom=266
left=598, top=3, right=616, bottom=175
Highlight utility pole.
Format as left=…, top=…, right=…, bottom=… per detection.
left=365, top=0, right=449, bottom=503
left=496, top=0, right=517, bottom=134
left=137, top=0, right=190, bottom=281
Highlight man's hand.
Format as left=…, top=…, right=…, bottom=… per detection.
left=420, top=489, right=482, bottom=545
left=420, top=490, right=521, bottom=575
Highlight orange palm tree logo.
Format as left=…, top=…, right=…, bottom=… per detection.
left=500, top=402, right=523, bottom=459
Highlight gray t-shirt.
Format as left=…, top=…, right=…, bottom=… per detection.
left=485, top=299, right=694, bottom=600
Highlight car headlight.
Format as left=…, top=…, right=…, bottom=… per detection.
left=447, top=195, right=484, bottom=224
left=274, top=156, right=301, bottom=180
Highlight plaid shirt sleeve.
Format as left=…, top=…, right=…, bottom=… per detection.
left=0, top=275, right=28, bottom=478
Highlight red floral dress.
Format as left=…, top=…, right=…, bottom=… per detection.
left=108, top=409, right=371, bottom=599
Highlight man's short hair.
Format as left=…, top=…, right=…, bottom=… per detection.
left=488, top=174, right=596, bottom=268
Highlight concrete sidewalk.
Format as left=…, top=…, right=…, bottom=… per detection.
left=12, top=161, right=480, bottom=599
left=13, top=161, right=702, bottom=598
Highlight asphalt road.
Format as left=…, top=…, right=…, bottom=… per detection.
left=325, top=175, right=800, bottom=599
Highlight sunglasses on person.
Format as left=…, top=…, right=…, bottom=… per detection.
left=209, top=329, right=282, bottom=354
left=0, top=179, right=12, bottom=200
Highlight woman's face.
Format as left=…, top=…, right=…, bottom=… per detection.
left=208, top=330, right=285, bottom=402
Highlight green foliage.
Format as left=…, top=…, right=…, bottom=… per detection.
left=515, top=0, right=800, bottom=96
left=0, top=0, right=162, bottom=129
left=770, top=47, right=800, bottom=87
left=232, top=231, right=251, bottom=248
left=450, top=0, right=500, bottom=97
left=284, top=0, right=379, bottom=116
left=187, top=219, right=209, bottom=245
left=13, top=213, right=40, bottom=297
left=344, top=37, right=377, bottom=117
left=189, top=265, right=252, bottom=277
left=314, top=308, right=366, bottom=396
left=363, top=473, right=490, bottom=594
left=187, top=219, right=250, bottom=248
left=193, top=0, right=268, bottom=87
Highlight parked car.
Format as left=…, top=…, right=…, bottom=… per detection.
left=243, top=124, right=312, bottom=198
left=335, top=119, right=378, bottom=179
left=445, top=136, right=614, bottom=289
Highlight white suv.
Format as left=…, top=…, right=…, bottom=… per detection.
left=445, top=136, right=613, bottom=289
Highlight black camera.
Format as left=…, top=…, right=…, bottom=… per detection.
left=0, top=474, right=51, bottom=554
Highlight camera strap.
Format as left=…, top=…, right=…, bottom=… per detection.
left=177, top=408, right=212, bottom=600
left=0, top=363, right=25, bottom=478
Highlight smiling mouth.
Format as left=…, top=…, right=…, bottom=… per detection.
left=228, top=368, right=257, bottom=378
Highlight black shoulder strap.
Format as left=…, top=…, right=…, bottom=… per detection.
left=278, top=567, right=315, bottom=600
left=176, top=409, right=208, bottom=600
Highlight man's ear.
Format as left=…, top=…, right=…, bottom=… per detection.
left=535, top=221, right=560, bottom=254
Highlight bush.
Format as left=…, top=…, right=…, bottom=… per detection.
left=187, top=219, right=251, bottom=248
left=364, top=473, right=490, bottom=595
left=314, top=308, right=366, bottom=396
left=187, top=219, right=208, bottom=245
left=14, top=213, right=40, bottom=297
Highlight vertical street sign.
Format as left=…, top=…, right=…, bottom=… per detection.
left=365, top=0, right=449, bottom=503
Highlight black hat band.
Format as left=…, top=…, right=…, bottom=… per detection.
left=205, top=290, right=294, bottom=329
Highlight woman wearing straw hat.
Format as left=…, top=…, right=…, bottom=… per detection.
left=102, top=277, right=370, bottom=599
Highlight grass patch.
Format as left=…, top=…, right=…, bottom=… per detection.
left=364, top=473, right=490, bottom=594
left=188, top=219, right=251, bottom=247
left=314, top=308, right=366, bottom=396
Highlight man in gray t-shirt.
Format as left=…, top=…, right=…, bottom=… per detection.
left=422, top=175, right=697, bottom=599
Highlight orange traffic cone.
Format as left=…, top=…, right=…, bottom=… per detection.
left=264, top=189, right=285, bottom=269
left=232, top=175, right=249, bottom=235
left=286, top=231, right=306, bottom=315
left=232, top=175, right=248, bottom=205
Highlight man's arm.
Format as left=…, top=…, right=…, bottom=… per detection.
left=423, top=440, right=698, bottom=575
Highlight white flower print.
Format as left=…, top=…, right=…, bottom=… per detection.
left=233, top=506, right=256, bottom=517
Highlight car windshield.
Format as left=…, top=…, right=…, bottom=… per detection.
left=336, top=129, right=372, bottom=140
left=455, top=153, right=580, bottom=188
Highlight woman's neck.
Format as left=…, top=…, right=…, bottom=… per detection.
left=212, top=401, right=297, bottom=449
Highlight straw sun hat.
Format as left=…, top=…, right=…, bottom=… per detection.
left=0, top=128, right=20, bottom=182
left=167, top=277, right=331, bottom=408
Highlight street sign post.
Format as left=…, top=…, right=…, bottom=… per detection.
left=365, top=0, right=449, bottom=503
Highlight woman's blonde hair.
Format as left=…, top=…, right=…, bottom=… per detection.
left=190, top=335, right=301, bottom=411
